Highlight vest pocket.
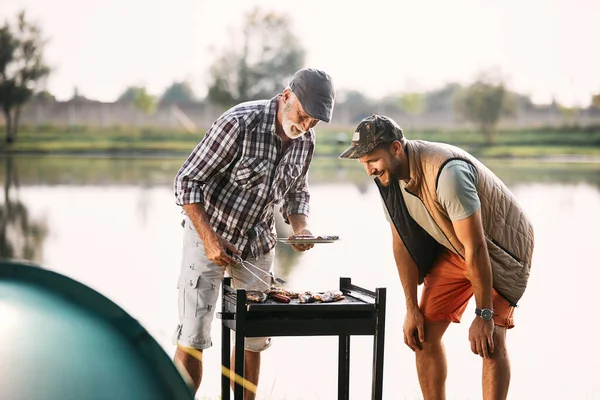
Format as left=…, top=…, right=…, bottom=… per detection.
left=486, top=236, right=528, bottom=305
left=487, top=236, right=521, bottom=263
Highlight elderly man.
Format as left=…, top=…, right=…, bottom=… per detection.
left=339, top=114, right=534, bottom=400
left=172, top=68, right=335, bottom=399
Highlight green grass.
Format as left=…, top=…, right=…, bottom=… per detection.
left=1, top=124, right=600, bottom=159
left=470, top=145, right=600, bottom=157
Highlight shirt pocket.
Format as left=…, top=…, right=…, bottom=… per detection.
left=233, top=157, right=270, bottom=190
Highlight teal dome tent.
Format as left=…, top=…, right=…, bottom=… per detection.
left=0, top=260, right=193, bottom=400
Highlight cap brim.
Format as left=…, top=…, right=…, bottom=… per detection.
left=301, top=94, right=333, bottom=123
left=305, top=106, right=332, bottom=123
left=313, top=113, right=331, bottom=123
left=339, top=144, right=368, bottom=159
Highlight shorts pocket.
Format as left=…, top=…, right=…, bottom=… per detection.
left=178, top=269, right=201, bottom=319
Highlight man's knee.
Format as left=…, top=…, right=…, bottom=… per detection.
left=489, top=327, right=508, bottom=360
left=413, top=320, right=449, bottom=354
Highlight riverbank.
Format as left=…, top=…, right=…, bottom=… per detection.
left=1, top=125, right=600, bottom=159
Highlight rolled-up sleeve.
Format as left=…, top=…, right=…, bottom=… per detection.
left=280, top=143, right=314, bottom=222
left=174, top=115, right=240, bottom=205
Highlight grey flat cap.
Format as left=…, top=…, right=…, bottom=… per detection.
left=289, top=68, right=335, bottom=123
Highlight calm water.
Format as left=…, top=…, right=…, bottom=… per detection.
left=2, top=155, right=600, bottom=399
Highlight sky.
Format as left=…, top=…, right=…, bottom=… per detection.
left=1, top=0, right=598, bottom=106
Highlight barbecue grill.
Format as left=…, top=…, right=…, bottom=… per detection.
left=218, top=277, right=387, bottom=400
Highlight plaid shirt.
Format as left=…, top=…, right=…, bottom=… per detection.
left=174, top=95, right=314, bottom=258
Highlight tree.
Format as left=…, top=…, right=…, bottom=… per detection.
left=340, top=90, right=373, bottom=123
left=557, top=103, right=580, bottom=124
left=118, top=86, right=156, bottom=114
left=592, top=93, right=600, bottom=110
left=159, top=81, right=195, bottom=104
left=343, top=90, right=371, bottom=108
left=424, top=83, right=462, bottom=113
left=32, top=89, right=55, bottom=103
left=117, top=87, right=139, bottom=102
left=513, top=92, right=535, bottom=111
left=207, top=7, right=305, bottom=108
left=397, top=92, right=425, bottom=130
left=398, top=92, right=424, bottom=124
left=133, top=88, right=156, bottom=114
left=0, top=11, right=50, bottom=144
left=454, top=73, right=515, bottom=145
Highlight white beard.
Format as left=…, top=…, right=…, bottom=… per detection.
left=282, top=113, right=306, bottom=139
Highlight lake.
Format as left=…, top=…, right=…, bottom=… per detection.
left=1, top=154, right=600, bottom=399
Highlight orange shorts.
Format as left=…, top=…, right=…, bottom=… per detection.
left=420, top=249, right=515, bottom=328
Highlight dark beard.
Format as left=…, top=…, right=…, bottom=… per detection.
left=377, top=157, right=400, bottom=187
left=389, top=155, right=402, bottom=182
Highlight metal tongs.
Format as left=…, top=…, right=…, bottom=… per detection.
left=232, top=254, right=286, bottom=288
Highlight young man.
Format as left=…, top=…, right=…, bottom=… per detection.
left=339, top=114, right=534, bottom=400
left=173, top=68, right=335, bottom=399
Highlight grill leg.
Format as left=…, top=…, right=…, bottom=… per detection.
left=371, top=288, right=387, bottom=400
left=234, top=288, right=247, bottom=400
left=234, top=330, right=245, bottom=399
left=222, top=318, right=231, bottom=400
left=222, top=278, right=232, bottom=400
left=338, top=334, right=350, bottom=400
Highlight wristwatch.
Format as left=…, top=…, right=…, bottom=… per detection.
left=475, top=308, right=494, bottom=321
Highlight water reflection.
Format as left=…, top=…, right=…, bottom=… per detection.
left=3, top=155, right=600, bottom=270
left=0, top=157, right=48, bottom=262
left=2, top=155, right=600, bottom=398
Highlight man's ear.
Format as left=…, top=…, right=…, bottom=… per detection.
left=390, top=140, right=403, bottom=156
left=282, top=88, right=292, bottom=102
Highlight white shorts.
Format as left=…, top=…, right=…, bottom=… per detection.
left=172, top=217, right=274, bottom=352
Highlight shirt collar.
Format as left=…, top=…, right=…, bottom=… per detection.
left=262, top=95, right=279, bottom=139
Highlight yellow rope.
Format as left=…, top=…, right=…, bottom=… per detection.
left=177, top=345, right=257, bottom=394
left=221, top=365, right=258, bottom=394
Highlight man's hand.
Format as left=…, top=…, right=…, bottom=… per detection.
left=289, top=228, right=315, bottom=252
left=203, top=232, right=240, bottom=267
left=403, top=307, right=425, bottom=352
left=182, top=203, right=240, bottom=267
left=469, top=317, right=495, bottom=358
